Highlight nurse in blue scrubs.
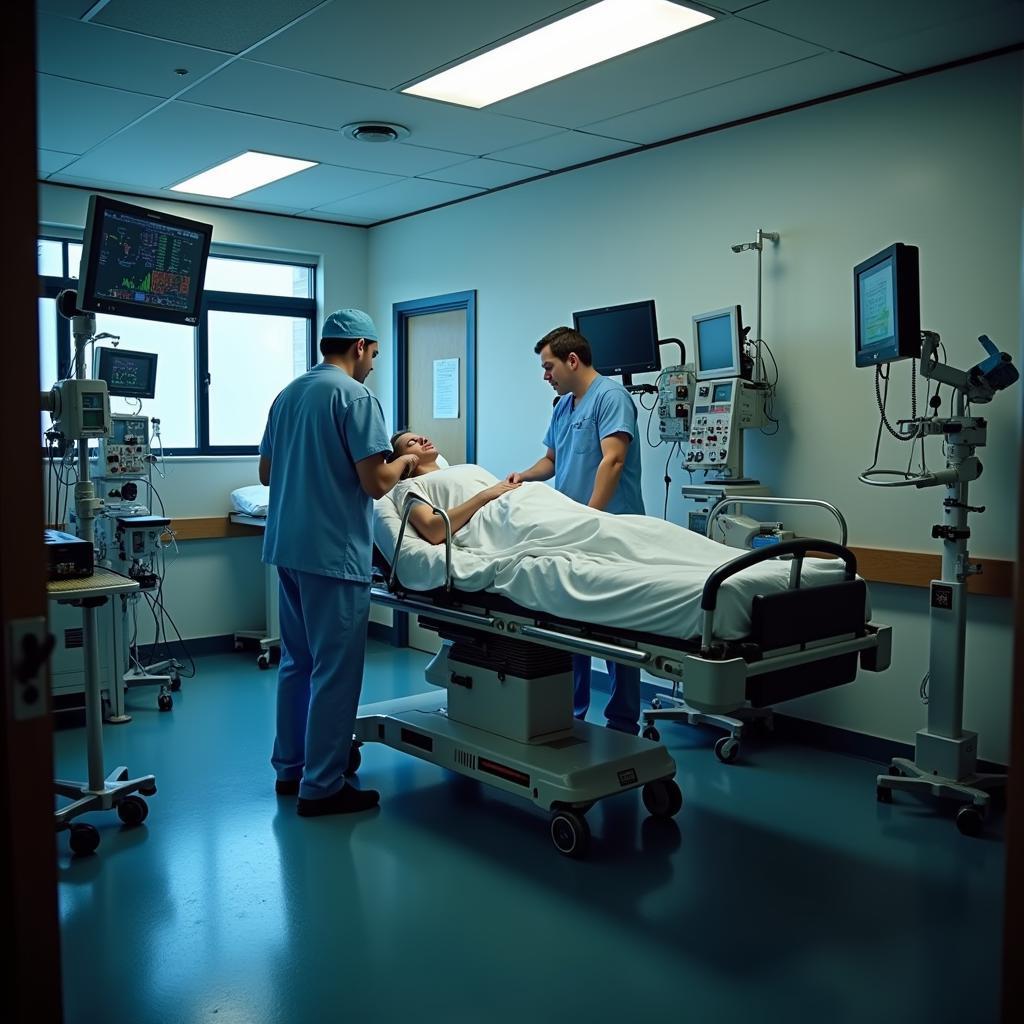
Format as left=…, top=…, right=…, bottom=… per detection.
left=507, top=326, right=645, bottom=734
left=258, top=309, right=419, bottom=816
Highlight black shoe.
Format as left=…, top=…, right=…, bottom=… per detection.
left=296, top=785, right=380, bottom=817
left=275, top=779, right=300, bottom=796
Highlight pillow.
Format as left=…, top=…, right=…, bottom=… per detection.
left=373, top=493, right=446, bottom=590
left=231, top=484, right=270, bottom=517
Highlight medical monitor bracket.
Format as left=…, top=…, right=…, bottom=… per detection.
left=77, top=194, right=213, bottom=327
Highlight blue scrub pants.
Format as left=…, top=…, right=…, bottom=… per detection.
left=572, top=654, right=641, bottom=735
left=272, top=567, right=371, bottom=800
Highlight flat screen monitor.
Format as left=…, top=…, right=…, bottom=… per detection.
left=572, top=300, right=660, bottom=380
left=77, top=195, right=213, bottom=326
left=93, top=347, right=158, bottom=399
left=693, top=306, right=743, bottom=381
left=853, top=243, right=921, bottom=367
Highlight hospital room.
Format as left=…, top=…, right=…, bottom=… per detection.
left=5, top=0, right=1023, bottom=1021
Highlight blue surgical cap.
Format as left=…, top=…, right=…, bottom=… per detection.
left=322, top=308, right=378, bottom=342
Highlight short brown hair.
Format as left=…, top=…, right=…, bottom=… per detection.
left=320, top=337, right=360, bottom=358
left=535, top=326, right=592, bottom=366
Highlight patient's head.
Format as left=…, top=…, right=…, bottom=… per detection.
left=390, top=431, right=441, bottom=475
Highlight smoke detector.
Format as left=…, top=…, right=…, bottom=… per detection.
left=341, top=122, right=410, bottom=143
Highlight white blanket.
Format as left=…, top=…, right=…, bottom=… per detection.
left=374, top=465, right=861, bottom=642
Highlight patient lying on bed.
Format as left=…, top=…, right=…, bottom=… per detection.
left=376, top=432, right=860, bottom=642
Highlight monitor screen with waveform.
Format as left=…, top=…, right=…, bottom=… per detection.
left=77, top=195, right=213, bottom=326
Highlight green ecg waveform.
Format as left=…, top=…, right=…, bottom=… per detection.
left=119, top=272, right=152, bottom=292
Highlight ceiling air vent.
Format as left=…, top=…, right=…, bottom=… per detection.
left=341, top=122, right=409, bottom=144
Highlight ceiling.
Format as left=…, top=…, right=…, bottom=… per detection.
left=36, top=0, right=1023, bottom=227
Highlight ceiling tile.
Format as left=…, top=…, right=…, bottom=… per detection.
left=489, top=131, right=637, bottom=171
left=37, top=12, right=230, bottom=98
left=850, top=5, right=1024, bottom=72
left=236, top=162, right=402, bottom=209
left=313, top=178, right=484, bottom=221
left=490, top=16, right=821, bottom=128
left=38, top=149, right=79, bottom=176
left=736, top=0, right=1017, bottom=55
left=304, top=211, right=378, bottom=226
left=248, top=1, right=585, bottom=91
left=36, top=1, right=95, bottom=16
left=182, top=59, right=559, bottom=155
left=36, top=74, right=163, bottom=153
left=587, top=52, right=897, bottom=144
left=419, top=158, right=546, bottom=189
left=52, top=102, right=472, bottom=192
left=92, top=0, right=324, bottom=55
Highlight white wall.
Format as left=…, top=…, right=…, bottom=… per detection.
left=39, top=184, right=369, bottom=641
left=366, top=54, right=1023, bottom=761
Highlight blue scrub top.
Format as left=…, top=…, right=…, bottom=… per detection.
left=543, top=375, right=645, bottom=515
left=259, top=363, right=391, bottom=582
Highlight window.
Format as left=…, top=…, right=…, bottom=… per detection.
left=38, top=238, right=316, bottom=455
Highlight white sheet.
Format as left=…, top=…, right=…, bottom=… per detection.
left=231, top=484, right=270, bottom=517
left=374, top=466, right=863, bottom=641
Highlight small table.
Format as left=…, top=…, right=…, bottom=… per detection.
left=49, top=568, right=157, bottom=856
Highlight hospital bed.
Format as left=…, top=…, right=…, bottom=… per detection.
left=356, top=496, right=891, bottom=857
left=229, top=487, right=280, bottom=668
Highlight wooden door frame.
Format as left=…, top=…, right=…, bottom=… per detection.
left=2, top=4, right=63, bottom=1019
left=386, top=290, right=477, bottom=648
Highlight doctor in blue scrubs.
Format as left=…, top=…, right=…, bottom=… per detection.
left=258, top=309, right=419, bottom=816
left=507, top=326, right=645, bottom=734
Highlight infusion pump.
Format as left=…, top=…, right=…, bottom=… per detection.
left=96, top=415, right=150, bottom=479
left=657, top=365, right=694, bottom=442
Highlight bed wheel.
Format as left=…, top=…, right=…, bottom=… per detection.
left=642, top=779, right=682, bottom=819
left=346, top=742, right=362, bottom=776
left=714, top=736, right=740, bottom=764
left=157, top=693, right=173, bottom=712
left=876, top=785, right=893, bottom=804
left=642, top=725, right=660, bottom=742
left=550, top=809, right=591, bottom=858
left=257, top=653, right=271, bottom=670
left=956, top=805, right=984, bottom=838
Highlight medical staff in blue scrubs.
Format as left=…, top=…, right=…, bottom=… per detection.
left=258, top=309, right=419, bottom=816
left=507, top=327, right=645, bottom=734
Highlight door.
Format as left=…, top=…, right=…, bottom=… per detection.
left=393, top=292, right=476, bottom=654
left=2, top=6, right=63, bottom=1018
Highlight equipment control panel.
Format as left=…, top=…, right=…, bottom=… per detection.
left=96, top=415, right=150, bottom=479
left=657, top=365, right=694, bottom=442
left=679, top=379, right=767, bottom=472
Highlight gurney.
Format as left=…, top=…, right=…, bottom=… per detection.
left=356, top=494, right=892, bottom=858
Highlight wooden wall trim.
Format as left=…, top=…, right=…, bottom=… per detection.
left=166, top=518, right=1014, bottom=598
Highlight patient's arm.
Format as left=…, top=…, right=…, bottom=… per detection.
left=506, top=448, right=555, bottom=484
left=408, top=480, right=520, bottom=545
left=588, top=433, right=629, bottom=510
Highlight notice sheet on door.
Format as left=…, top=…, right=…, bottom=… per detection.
left=432, top=358, right=460, bottom=419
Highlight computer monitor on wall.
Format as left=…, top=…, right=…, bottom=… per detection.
left=853, top=242, right=921, bottom=367
left=572, top=299, right=660, bottom=386
left=692, top=306, right=743, bottom=381
left=77, top=194, right=213, bottom=327
left=93, top=347, right=158, bottom=399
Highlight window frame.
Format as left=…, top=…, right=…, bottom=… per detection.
left=37, top=236, right=317, bottom=456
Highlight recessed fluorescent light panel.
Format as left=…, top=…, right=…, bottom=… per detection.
left=403, top=0, right=713, bottom=108
left=171, top=152, right=317, bottom=198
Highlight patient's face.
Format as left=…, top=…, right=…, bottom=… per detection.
left=393, top=432, right=440, bottom=468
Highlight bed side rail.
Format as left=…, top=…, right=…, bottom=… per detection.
left=390, top=495, right=453, bottom=592
left=699, top=539, right=858, bottom=652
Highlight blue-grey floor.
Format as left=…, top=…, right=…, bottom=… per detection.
left=54, top=643, right=1005, bottom=1024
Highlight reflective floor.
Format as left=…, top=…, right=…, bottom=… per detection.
left=54, top=644, right=1005, bottom=1024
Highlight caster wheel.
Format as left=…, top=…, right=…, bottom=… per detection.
left=257, top=654, right=271, bottom=670
left=345, top=743, right=362, bottom=776
left=117, top=795, right=149, bottom=827
left=233, top=640, right=244, bottom=652
left=69, top=822, right=100, bottom=856
left=168, top=675, right=181, bottom=692
left=876, top=784, right=893, bottom=804
left=158, top=693, right=173, bottom=712
left=642, top=779, right=683, bottom=819
left=550, top=809, right=591, bottom=858
left=714, top=736, right=740, bottom=764
left=642, top=725, right=660, bottom=742
left=956, top=805, right=984, bottom=838
left=651, top=697, right=662, bottom=710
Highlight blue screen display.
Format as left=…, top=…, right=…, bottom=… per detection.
left=696, top=314, right=736, bottom=373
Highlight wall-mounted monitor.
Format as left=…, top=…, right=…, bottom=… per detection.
left=77, top=195, right=213, bottom=326
left=572, top=299, right=660, bottom=384
left=692, top=306, right=743, bottom=381
left=853, top=243, right=921, bottom=367
left=93, top=347, right=158, bottom=399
